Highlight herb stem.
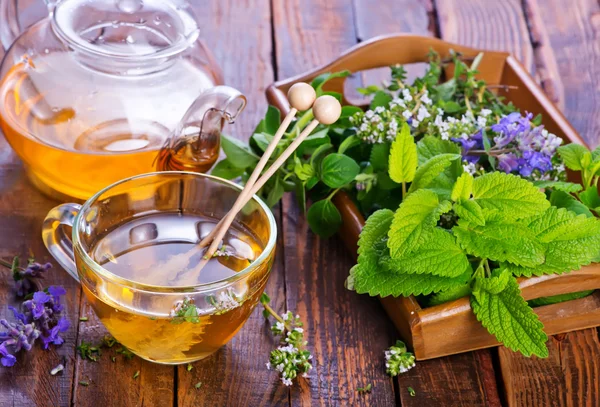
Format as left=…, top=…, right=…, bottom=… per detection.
left=326, top=188, right=341, bottom=201
left=293, top=109, right=315, bottom=132
left=484, top=259, right=491, bottom=277
left=401, top=182, right=407, bottom=198
left=0, top=259, right=14, bottom=269
left=262, top=303, right=284, bottom=324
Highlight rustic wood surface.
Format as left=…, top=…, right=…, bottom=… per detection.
left=0, top=0, right=598, bottom=406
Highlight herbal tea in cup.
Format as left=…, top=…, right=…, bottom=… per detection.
left=42, top=172, right=276, bottom=364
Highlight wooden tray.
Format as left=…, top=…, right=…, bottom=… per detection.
left=266, top=34, right=600, bottom=360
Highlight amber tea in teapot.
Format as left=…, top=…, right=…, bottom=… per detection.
left=0, top=0, right=245, bottom=200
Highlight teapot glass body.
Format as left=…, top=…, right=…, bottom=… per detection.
left=0, top=0, right=244, bottom=200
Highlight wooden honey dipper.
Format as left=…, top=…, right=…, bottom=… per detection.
left=173, top=83, right=342, bottom=285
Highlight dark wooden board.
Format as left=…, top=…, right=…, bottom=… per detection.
left=177, top=1, right=289, bottom=406
left=0, top=139, right=81, bottom=406
left=272, top=0, right=398, bottom=405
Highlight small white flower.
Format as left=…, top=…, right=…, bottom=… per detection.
left=370, top=115, right=381, bottom=123
left=434, top=115, right=444, bottom=127
left=402, top=89, right=413, bottom=102
left=282, top=312, right=290, bottom=321
left=417, top=106, right=430, bottom=121
left=480, top=108, right=492, bottom=117
left=302, top=372, right=309, bottom=378
left=266, top=362, right=271, bottom=370
left=463, top=162, right=477, bottom=175
left=477, top=116, right=487, bottom=127
left=275, top=322, right=285, bottom=331
left=421, top=94, right=432, bottom=105
left=294, top=327, right=304, bottom=333
left=377, top=123, right=384, bottom=131
left=389, top=119, right=398, bottom=130
left=402, top=110, right=412, bottom=119
left=276, top=363, right=285, bottom=372
left=282, top=377, right=293, bottom=386
left=441, top=131, right=450, bottom=141
left=374, top=106, right=385, bottom=113
left=365, top=110, right=374, bottom=119
left=359, top=123, right=369, bottom=132
left=411, top=119, right=420, bottom=128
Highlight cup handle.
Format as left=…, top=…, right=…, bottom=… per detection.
left=42, top=203, right=81, bottom=282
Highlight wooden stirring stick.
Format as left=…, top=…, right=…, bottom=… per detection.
left=198, top=82, right=316, bottom=249
left=176, top=95, right=342, bottom=285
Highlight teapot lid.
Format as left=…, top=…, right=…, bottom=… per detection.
left=52, top=0, right=200, bottom=59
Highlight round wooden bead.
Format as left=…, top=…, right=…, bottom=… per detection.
left=312, top=95, right=342, bottom=125
left=287, top=82, right=316, bottom=111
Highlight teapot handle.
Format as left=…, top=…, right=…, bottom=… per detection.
left=42, top=203, right=81, bottom=283
left=0, top=0, right=21, bottom=51
left=156, top=86, right=246, bottom=173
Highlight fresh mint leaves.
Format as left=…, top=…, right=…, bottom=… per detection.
left=351, top=167, right=600, bottom=358
left=471, top=270, right=548, bottom=357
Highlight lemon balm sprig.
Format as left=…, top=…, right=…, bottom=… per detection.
left=260, top=293, right=313, bottom=386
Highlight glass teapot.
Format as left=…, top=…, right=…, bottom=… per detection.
left=0, top=0, right=245, bottom=201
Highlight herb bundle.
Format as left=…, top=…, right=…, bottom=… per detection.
left=0, top=257, right=69, bottom=367
left=218, top=50, right=600, bottom=358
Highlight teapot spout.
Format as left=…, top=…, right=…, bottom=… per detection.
left=156, top=86, right=246, bottom=173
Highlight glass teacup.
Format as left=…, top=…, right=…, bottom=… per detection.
left=42, top=172, right=276, bottom=364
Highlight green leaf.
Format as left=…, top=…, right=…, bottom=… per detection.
left=453, top=212, right=546, bottom=267
left=453, top=200, right=485, bottom=226
left=505, top=207, right=600, bottom=276
left=295, top=178, right=307, bottom=215
left=311, top=71, right=351, bottom=96
left=381, top=228, right=469, bottom=278
left=528, top=290, right=595, bottom=307
left=338, top=135, right=360, bottom=154
left=340, top=105, right=363, bottom=118
left=579, top=186, right=600, bottom=210
left=371, top=143, right=390, bottom=172
left=451, top=172, right=474, bottom=202
left=416, top=135, right=461, bottom=165
left=407, top=153, right=461, bottom=194
left=299, top=128, right=330, bottom=154
left=265, top=177, right=285, bottom=208
left=416, top=136, right=463, bottom=199
left=349, top=213, right=468, bottom=296
left=220, top=134, right=260, bottom=168
left=310, top=143, right=334, bottom=168
left=549, top=190, right=594, bottom=217
left=557, top=143, right=589, bottom=171
left=211, top=159, right=245, bottom=180
left=533, top=180, right=582, bottom=194
left=388, top=189, right=452, bottom=258
left=388, top=123, right=417, bottom=183
left=370, top=91, right=393, bottom=109
left=471, top=270, right=548, bottom=358
left=320, top=153, right=360, bottom=188
left=357, top=85, right=380, bottom=95
left=251, top=133, right=273, bottom=152
left=426, top=283, right=473, bottom=306
left=472, top=172, right=549, bottom=219
left=307, top=199, right=342, bottom=238
left=436, top=79, right=456, bottom=101
left=252, top=105, right=281, bottom=135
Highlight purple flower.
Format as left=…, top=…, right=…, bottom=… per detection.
left=491, top=112, right=521, bottom=134
left=29, top=291, right=51, bottom=320
left=48, top=286, right=66, bottom=313
left=1, top=286, right=69, bottom=366
left=40, top=318, right=69, bottom=349
left=12, top=261, right=51, bottom=297
left=452, top=130, right=484, bottom=164
left=497, top=153, right=520, bottom=173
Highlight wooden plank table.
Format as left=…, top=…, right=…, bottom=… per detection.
left=0, top=0, right=599, bottom=405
